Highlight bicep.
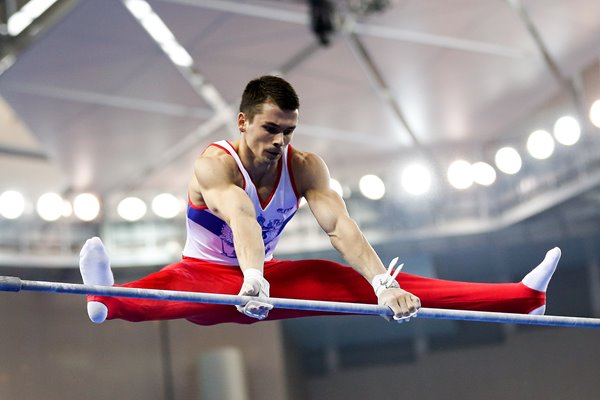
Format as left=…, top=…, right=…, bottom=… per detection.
left=299, top=154, right=350, bottom=235
left=306, top=187, right=350, bottom=235
left=203, top=185, right=257, bottom=224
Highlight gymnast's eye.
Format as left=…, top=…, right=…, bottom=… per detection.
left=262, top=124, right=280, bottom=134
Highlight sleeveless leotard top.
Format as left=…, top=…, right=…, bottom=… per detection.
left=182, top=140, right=300, bottom=265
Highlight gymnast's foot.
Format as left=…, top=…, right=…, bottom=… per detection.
left=521, top=247, right=561, bottom=315
left=79, top=237, right=113, bottom=323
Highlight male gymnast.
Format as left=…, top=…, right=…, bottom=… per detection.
left=80, top=75, right=560, bottom=325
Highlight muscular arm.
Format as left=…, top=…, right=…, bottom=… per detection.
left=295, top=153, right=385, bottom=281
left=294, top=152, right=419, bottom=320
left=191, top=154, right=272, bottom=319
left=191, top=155, right=265, bottom=274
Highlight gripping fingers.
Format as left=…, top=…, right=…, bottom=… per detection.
left=236, top=276, right=272, bottom=320
left=236, top=299, right=273, bottom=320
left=390, top=295, right=420, bottom=323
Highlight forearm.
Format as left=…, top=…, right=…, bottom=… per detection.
left=229, top=217, right=265, bottom=273
left=230, top=216, right=272, bottom=320
left=329, top=217, right=386, bottom=281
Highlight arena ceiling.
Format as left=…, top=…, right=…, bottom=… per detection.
left=1, top=0, right=600, bottom=242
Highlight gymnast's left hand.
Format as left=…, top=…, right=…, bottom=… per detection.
left=236, top=268, right=273, bottom=320
left=377, top=287, right=421, bottom=323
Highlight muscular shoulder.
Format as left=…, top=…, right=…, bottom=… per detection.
left=196, top=146, right=242, bottom=185
left=290, top=148, right=330, bottom=195
left=189, top=144, right=243, bottom=205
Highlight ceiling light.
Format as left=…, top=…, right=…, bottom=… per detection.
left=124, top=0, right=152, bottom=19
left=495, top=147, right=522, bottom=175
left=472, top=162, right=496, bottom=186
left=527, top=130, right=554, bottom=160
left=163, top=42, right=194, bottom=67
left=7, top=0, right=58, bottom=36
left=447, top=160, right=473, bottom=190
left=7, top=11, right=32, bottom=36
left=124, top=0, right=194, bottom=68
left=359, top=174, right=385, bottom=200
left=152, top=193, right=180, bottom=219
left=0, top=190, right=26, bottom=219
left=117, top=197, right=147, bottom=222
left=73, top=193, right=100, bottom=222
left=36, top=192, right=63, bottom=221
left=590, top=100, right=600, bottom=128
left=553, top=116, right=581, bottom=146
left=401, top=163, right=432, bottom=195
left=141, top=13, right=175, bottom=44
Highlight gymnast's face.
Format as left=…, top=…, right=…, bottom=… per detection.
left=238, top=101, right=298, bottom=164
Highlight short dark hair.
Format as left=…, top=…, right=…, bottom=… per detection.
left=239, top=75, right=300, bottom=121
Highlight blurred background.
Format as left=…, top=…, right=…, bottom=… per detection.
left=1, top=0, right=600, bottom=399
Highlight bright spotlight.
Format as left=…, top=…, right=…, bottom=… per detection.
left=590, top=99, right=600, bottom=128
left=495, top=147, right=522, bottom=175
left=553, top=116, right=581, bottom=146
left=73, top=193, right=100, bottom=222
left=359, top=174, right=385, bottom=200
left=124, top=0, right=152, bottom=19
left=527, top=130, right=555, bottom=160
left=151, top=193, right=180, bottom=219
left=0, top=190, right=26, bottom=219
left=36, top=192, right=63, bottom=221
left=401, top=163, right=432, bottom=195
left=447, top=160, right=473, bottom=190
left=472, top=162, right=496, bottom=186
left=117, top=197, right=147, bottom=222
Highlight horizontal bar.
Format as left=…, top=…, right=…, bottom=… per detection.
left=2, top=276, right=600, bottom=328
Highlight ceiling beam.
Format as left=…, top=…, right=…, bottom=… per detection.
left=507, top=0, right=587, bottom=117
left=0, top=0, right=81, bottom=78
left=344, top=30, right=442, bottom=171
left=120, top=0, right=232, bottom=119
left=0, top=145, right=47, bottom=160
left=157, top=0, right=528, bottom=59
left=4, top=83, right=213, bottom=119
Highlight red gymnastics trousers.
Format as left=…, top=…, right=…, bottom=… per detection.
left=88, top=257, right=545, bottom=325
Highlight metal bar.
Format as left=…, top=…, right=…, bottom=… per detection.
left=0, top=145, right=48, bottom=160
left=1, top=276, right=600, bottom=328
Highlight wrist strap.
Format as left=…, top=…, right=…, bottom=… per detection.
left=371, top=274, right=401, bottom=296
left=242, top=268, right=269, bottom=295
left=242, top=268, right=263, bottom=280
left=371, top=257, right=404, bottom=297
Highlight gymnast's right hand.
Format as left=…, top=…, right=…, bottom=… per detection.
left=236, top=268, right=273, bottom=320
left=372, top=257, right=420, bottom=323
left=377, top=287, right=420, bottom=323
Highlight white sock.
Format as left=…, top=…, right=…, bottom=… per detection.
left=79, top=237, right=113, bottom=323
left=521, top=247, right=561, bottom=292
left=528, top=305, right=546, bottom=315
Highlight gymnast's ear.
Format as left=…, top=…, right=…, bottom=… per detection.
left=238, top=112, right=247, bottom=133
